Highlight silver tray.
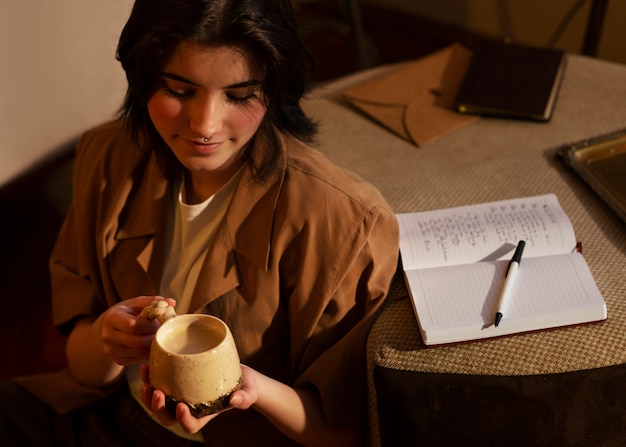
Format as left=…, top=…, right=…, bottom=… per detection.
left=557, top=129, right=626, bottom=224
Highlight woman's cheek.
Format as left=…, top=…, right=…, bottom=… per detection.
left=148, top=95, right=182, bottom=129
left=236, top=103, right=266, bottom=132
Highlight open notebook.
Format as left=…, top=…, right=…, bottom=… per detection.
left=397, top=194, right=606, bottom=346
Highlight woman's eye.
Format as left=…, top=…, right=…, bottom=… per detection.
left=226, top=92, right=258, bottom=105
left=163, top=86, right=194, bottom=99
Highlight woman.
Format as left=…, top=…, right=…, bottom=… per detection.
left=1, top=0, right=399, bottom=445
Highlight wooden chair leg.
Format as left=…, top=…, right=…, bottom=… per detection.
left=582, top=0, right=608, bottom=56
left=341, top=0, right=371, bottom=69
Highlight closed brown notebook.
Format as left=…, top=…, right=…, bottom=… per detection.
left=454, top=41, right=566, bottom=121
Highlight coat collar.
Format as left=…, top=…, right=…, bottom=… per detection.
left=112, top=133, right=288, bottom=310
left=114, top=150, right=170, bottom=240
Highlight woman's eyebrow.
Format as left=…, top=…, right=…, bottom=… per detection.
left=160, top=72, right=261, bottom=89
left=226, top=79, right=262, bottom=89
left=161, top=72, right=200, bottom=86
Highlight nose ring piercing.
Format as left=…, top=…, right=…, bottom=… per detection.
left=201, top=136, right=211, bottom=143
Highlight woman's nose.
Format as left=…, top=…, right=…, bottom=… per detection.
left=188, top=96, right=223, bottom=138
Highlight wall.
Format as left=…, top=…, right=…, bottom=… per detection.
left=365, top=0, right=626, bottom=65
left=0, top=0, right=133, bottom=188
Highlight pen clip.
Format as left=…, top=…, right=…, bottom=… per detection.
left=505, top=240, right=526, bottom=275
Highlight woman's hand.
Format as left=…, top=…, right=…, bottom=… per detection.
left=66, top=295, right=175, bottom=387
left=140, top=363, right=359, bottom=446
left=99, top=296, right=175, bottom=365
left=140, top=364, right=258, bottom=434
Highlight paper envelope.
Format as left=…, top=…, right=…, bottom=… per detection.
left=343, top=43, right=478, bottom=146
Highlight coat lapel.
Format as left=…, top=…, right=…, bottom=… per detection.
left=188, top=135, right=288, bottom=312
left=107, top=152, right=170, bottom=299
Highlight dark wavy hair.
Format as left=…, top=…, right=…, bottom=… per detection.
left=116, top=0, right=318, bottom=182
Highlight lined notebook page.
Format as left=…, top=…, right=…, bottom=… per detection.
left=406, top=252, right=606, bottom=345
left=398, top=194, right=576, bottom=270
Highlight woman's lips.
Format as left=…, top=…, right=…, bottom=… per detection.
left=184, top=138, right=222, bottom=155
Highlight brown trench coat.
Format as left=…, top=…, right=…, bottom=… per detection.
left=17, top=120, right=400, bottom=444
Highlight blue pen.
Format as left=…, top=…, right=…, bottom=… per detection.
left=494, top=240, right=526, bottom=327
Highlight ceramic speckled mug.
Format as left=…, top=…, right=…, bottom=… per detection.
left=149, top=314, right=242, bottom=417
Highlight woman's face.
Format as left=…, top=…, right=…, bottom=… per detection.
left=148, top=42, right=266, bottom=199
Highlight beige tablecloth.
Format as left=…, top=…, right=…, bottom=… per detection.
left=302, top=52, right=626, bottom=445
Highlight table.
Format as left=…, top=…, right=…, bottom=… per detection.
left=301, top=52, right=626, bottom=446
